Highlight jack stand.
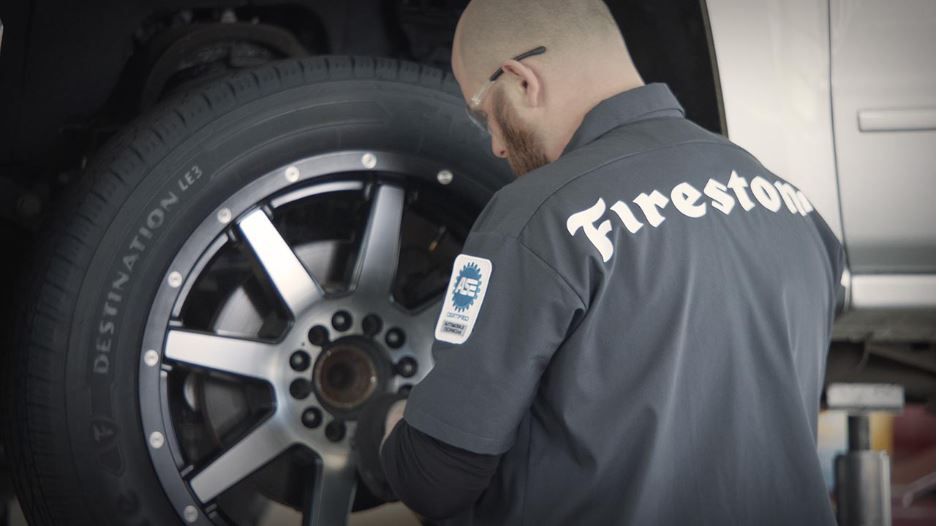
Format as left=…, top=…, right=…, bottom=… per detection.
left=827, top=383, right=904, bottom=526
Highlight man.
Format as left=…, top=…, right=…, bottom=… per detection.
left=354, top=0, right=844, bottom=524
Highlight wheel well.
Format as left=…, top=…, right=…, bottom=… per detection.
left=0, top=0, right=723, bottom=322
left=0, top=0, right=721, bottom=180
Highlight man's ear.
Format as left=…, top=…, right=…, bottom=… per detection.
left=499, top=60, right=542, bottom=108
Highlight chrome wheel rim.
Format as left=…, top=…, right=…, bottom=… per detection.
left=139, top=151, right=477, bottom=525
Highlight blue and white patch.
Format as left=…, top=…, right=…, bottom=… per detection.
left=435, top=254, right=492, bottom=344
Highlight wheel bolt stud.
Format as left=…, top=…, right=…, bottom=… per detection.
left=325, top=420, right=346, bottom=442
left=362, top=314, right=383, bottom=337
left=332, top=311, right=352, bottom=332
left=385, top=328, right=406, bottom=349
left=290, top=379, right=311, bottom=400
left=289, top=350, right=311, bottom=371
left=308, top=325, right=329, bottom=346
left=302, top=407, right=323, bottom=429
left=396, top=357, right=418, bottom=378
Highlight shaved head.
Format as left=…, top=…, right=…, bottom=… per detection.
left=452, top=0, right=643, bottom=175
left=454, top=0, right=628, bottom=90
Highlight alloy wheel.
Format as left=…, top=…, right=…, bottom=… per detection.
left=139, top=151, right=473, bottom=525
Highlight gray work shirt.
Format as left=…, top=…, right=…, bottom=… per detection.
left=405, top=84, right=844, bottom=525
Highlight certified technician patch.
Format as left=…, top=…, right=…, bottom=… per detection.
left=435, top=254, right=492, bottom=344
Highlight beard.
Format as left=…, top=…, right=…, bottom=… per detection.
left=492, top=87, right=550, bottom=176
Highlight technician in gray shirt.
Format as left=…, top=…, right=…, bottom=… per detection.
left=355, top=0, right=844, bottom=524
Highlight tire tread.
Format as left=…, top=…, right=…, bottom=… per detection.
left=3, top=55, right=464, bottom=525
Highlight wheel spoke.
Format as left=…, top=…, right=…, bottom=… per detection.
left=302, top=451, right=358, bottom=526
left=351, top=185, right=406, bottom=298
left=164, top=329, right=276, bottom=380
left=237, top=209, right=324, bottom=316
left=414, top=297, right=445, bottom=330
left=190, top=418, right=291, bottom=503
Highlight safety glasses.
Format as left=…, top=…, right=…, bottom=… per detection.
left=464, top=46, right=547, bottom=134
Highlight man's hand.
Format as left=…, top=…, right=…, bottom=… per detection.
left=353, top=392, right=408, bottom=503
left=382, top=399, right=407, bottom=445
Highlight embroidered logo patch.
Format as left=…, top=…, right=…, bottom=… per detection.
left=435, top=254, right=492, bottom=344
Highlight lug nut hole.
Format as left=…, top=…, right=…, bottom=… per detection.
left=325, top=420, right=346, bottom=442
left=302, top=407, right=323, bottom=429
left=396, top=357, right=418, bottom=378
left=332, top=311, right=353, bottom=332
left=362, top=314, right=383, bottom=337
left=289, top=350, right=311, bottom=371
left=308, top=325, right=329, bottom=346
left=290, top=379, right=312, bottom=400
left=385, top=328, right=406, bottom=349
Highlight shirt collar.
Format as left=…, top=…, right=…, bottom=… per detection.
left=562, top=83, right=685, bottom=156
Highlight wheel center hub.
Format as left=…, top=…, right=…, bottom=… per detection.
left=312, top=336, right=387, bottom=414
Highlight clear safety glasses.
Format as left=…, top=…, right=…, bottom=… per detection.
left=464, top=46, right=547, bottom=134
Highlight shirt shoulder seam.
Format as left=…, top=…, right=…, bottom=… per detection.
left=468, top=230, right=587, bottom=310
left=516, top=238, right=588, bottom=310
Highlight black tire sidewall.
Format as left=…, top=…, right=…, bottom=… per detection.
left=54, top=62, right=509, bottom=524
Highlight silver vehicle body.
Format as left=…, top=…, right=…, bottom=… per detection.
left=706, top=0, right=936, bottom=316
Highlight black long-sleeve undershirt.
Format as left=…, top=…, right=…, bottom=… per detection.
left=380, top=419, right=501, bottom=521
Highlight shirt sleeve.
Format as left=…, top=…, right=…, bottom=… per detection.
left=381, top=419, right=501, bottom=520
left=404, top=231, right=586, bottom=454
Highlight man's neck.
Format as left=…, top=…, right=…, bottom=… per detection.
left=547, top=77, right=645, bottom=161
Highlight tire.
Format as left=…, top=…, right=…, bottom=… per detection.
left=4, top=56, right=510, bottom=526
